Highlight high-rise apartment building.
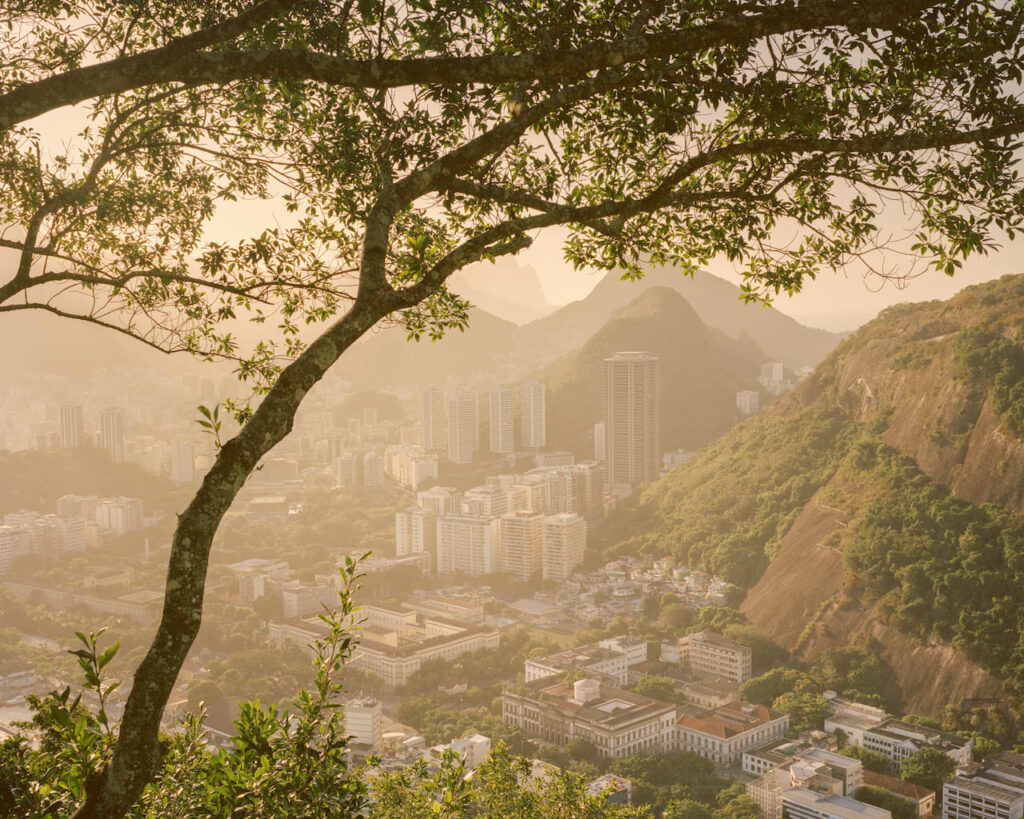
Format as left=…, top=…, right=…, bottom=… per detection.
left=421, top=386, right=447, bottom=450
left=542, top=513, right=586, bottom=582
left=395, top=507, right=437, bottom=559
left=60, top=403, right=84, bottom=449
left=519, top=381, right=546, bottom=448
left=489, top=385, right=515, bottom=454
left=416, top=486, right=461, bottom=515
left=436, top=515, right=499, bottom=576
left=99, top=407, right=124, bottom=462
left=447, top=387, right=478, bottom=465
left=171, top=442, right=195, bottom=484
left=604, top=352, right=659, bottom=492
left=362, top=452, right=386, bottom=487
left=593, top=421, right=606, bottom=461
left=499, top=510, right=543, bottom=581
left=737, top=390, right=760, bottom=415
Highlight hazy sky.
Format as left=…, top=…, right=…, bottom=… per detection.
left=523, top=226, right=1024, bottom=333
left=18, top=108, right=1024, bottom=338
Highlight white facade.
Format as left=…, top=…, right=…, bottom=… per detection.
left=604, top=352, right=659, bottom=490
left=675, top=702, right=789, bottom=766
left=60, top=403, right=83, bottom=448
left=436, top=515, right=499, bottom=576
left=281, top=580, right=338, bottom=618
left=943, top=752, right=1024, bottom=819
left=542, top=513, right=586, bottom=582
left=503, top=678, right=676, bottom=760
left=862, top=719, right=973, bottom=772
left=362, top=452, right=386, bottom=487
left=100, top=407, right=124, bottom=462
left=499, top=510, right=543, bottom=581
left=489, top=385, right=515, bottom=454
left=781, top=787, right=891, bottom=819
left=171, top=442, right=195, bottom=484
left=421, top=386, right=447, bottom=450
left=593, top=421, right=606, bottom=461
left=665, top=631, right=752, bottom=684
left=395, top=507, right=437, bottom=559
left=462, top=484, right=508, bottom=517
left=519, top=381, right=546, bottom=448
left=345, top=697, right=383, bottom=752
left=823, top=695, right=887, bottom=746
left=417, top=486, right=460, bottom=515
left=736, top=390, right=760, bottom=415
left=447, top=388, right=478, bottom=465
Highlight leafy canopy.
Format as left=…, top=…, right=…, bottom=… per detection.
left=3, top=0, right=1024, bottom=398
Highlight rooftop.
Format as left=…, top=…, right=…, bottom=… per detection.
left=863, top=769, right=935, bottom=801
left=510, top=678, right=674, bottom=728
left=678, top=701, right=785, bottom=739
left=868, top=718, right=971, bottom=749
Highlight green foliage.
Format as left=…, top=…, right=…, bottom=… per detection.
left=1, top=562, right=371, bottom=817
left=900, top=747, right=956, bottom=795
left=367, top=746, right=646, bottom=818
left=632, top=676, right=681, bottom=703
left=567, top=738, right=602, bottom=764
left=952, top=326, right=1024, bottom=438
left=740, top=667, right=816, bottom=706
left=657, top=602, right=697, bottom=634
left=839, top=746, right=893, bottom=774
left=772, top=692, right=830, bottom=732
left=811, top=635, right=889, bottom=703
left=854, top=786, right=918, bottom=819
left=694, top=606, right=748, bottom=635
left=596, top=406, right=855, bottom=586
left=841, top=442, right=1024, bottom=699
left=889, top=346, right=933, bottom=371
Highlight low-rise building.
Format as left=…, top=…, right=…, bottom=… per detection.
left=426, top=733, right=491, bottom=770
left=746, top=746, right=864, bottom=818
left=863, top=719, right=972, bottom=772
left=503, top=677, right=676, bottom=759
left=662, top=631, right=752, bottom=683
left=270, top=603, right=499, bottom=688
left=402, top=595, right=484, bottom=623
left=344, top=697, right=383, bottom=753
left=525, top=638, right=647, bottom=686
left=781, top=787, right=892, bottom=819
left=861, top=770, right=934, bottom=818
left=588, top=774, right=632, bottom=806
left=675, top=701, right=789, bottom=766
left=823, top=694, right=888, bottom=746
left=943, top=751, right=1024, bottom=819
left=280, top=579, right=339, bottom=619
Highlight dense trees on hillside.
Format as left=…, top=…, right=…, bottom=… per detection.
left=842, top=442, right=1024, bottom=699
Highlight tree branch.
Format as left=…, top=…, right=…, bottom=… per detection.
left=0, top=0, right=940, bottom=129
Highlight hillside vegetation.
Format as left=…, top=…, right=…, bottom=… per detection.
left=597, top=274, right=1024, bottom=712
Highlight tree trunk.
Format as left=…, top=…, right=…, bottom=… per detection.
left=72, top=295, right=389, bottom=818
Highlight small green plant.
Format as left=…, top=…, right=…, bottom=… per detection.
left=195, top=403, right=223, bottom=449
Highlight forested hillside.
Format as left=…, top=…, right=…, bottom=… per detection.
left=595, top=275, right=1024, bottom=714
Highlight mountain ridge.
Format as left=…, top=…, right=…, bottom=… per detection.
left=596, top=274, right=1024, bottom=716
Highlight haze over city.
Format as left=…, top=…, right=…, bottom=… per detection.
left=4, top=2, right=1024, bottom=819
